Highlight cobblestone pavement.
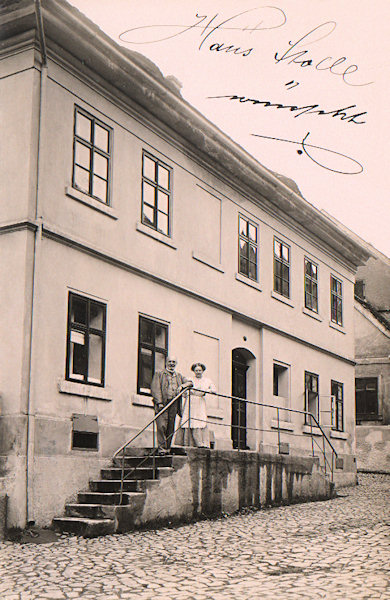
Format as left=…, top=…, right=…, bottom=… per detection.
left=0, top=473, right=389, bottom=600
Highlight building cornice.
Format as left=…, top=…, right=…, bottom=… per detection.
left=1, top=0, right=371, bottom=269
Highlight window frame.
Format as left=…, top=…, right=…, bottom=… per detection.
left=141, top=151, right=172, bottom=237
left=304, top=371, right=319, bottom=425
left=330, top=275, right=343, bottom=326
left=238, top=214, right=258, bottom=282
left=65, top=292, right=107, bottom=387
left=72, top=106, right=112, bottom=205
left=137, top=315, right=169, bottom=395
left=304, top=257, right=319, bottom=313
left=331, top=380, right=344, bottom=432
left=273, top=238, right=291, bottom=298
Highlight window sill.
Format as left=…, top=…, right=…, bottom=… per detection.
left=330, top=430, right=349, bottom=440
left=271, top=419, right=294, bottom=431
left=271, top=290, right=294, bottom=308
left=329, top=321, right=345, bottom=334
left=235, top=273, right=262, bottom=292
left=192, top=251, right=224, bottom=273
left=302, top=425, right=323, bottom=436
left=58, top=379, right=112, bottom=401
left=65, top=187, right=118, bottom=220
left=132, top=393, right=154, bottom=408
left=136, top=222, right=177, bottom=249
left=302, top=307, right=322, bottom=322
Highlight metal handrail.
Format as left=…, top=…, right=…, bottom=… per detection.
left=112, top=386, right=338, bottom=503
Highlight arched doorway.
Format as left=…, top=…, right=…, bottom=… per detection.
left=231, top=348, right=254, bottom=449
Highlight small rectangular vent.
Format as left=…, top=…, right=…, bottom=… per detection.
left=279, top=442, right=290, bottom=455
left=72, top=414, right=98, bottom=450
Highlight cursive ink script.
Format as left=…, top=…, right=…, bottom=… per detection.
left=119, top=7, right=287, bottom=56
left=252, top=132, right=363, bottom=174
left=208, top=94, right=367, bottom=124
left=274, top=22, right=373, bottom=87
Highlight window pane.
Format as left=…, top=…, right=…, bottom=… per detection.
left=140, top=319, right=154, bottom=344
left=155, top=324, right=167, bottom=350
left=239, top=217, right=247, bottom=237
left=74, top=165, right=90, bottom=193
left=70, top=337, right=86, bottom=380
left=94, top=124, right=109, bottom=153
left=92, top=176, right=107, bottom=203
left=139, top=348, right=153, bottom=391
left=282, top=279, right=289, bottom=297
left=157, top=211, right=169, bottom=235
left=312, top=264, right=317, bottom=279
left=76, top=112, right=92, bottom=142
left=75, top=142, right=91, bottom=169
left=94, top=153, right=108, bottom=179
left=143, top=155, right=156, bottom=181
left=142, top=204, right=155, bottom=227
left=274, top=259, right=281, bottom=278
left=155, top=351, right=166, bottom=373
left=249, top=261, right=257, bottom=280
left=157, top=190, right=169, bottom=214
left=239, top=255, right=248, bottom=275
left=282, top=245, right=289, bottom=262
left=143, top=181, right=155, bottom=207
left=90, top=303, right=104, bottom=330
left=88, top=334, right=103, bottom=383
left=157, top=165, right=170, bottom=190
left=249, top=244, right=257, bottom=263
left=239, top=239, right=248, bottom=259
left=282, top=263, right=289, bottom=282
left=71, top=297, right=87, bottom=325
left=274, top=240, right=281, bottom=257
left=248, top=223, right=257, bottom=242
left=305, top=260, right=311, bottom=276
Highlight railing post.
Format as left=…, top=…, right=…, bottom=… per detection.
left=152, top=419, right=156, bottom=478
left=119, top=448, right=125, bottom=505
left=188, top=389, right=191, bottom=445
left=277, top=407, right=281, bottom=454
left=310, top=414, right=315, bottom=457
left=322, top=433, right=327, bottom=476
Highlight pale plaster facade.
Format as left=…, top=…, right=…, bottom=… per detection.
left=0, top=0, right=370, bottom=527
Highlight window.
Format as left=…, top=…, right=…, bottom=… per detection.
left=66, top=293, right=106, bottom=386
left=355, top=279, right=365, bottom=299
left=304, top=258, right=318, bottom=312
left=137, top=316, right=168, bottom=394
left=273, top=363, right=289, bottom=398
left=356, top=377, right=379, bottom=421
left=238, top=216, right=258, bottom=280
left=274, top=239, right=290, bottom=298
left=331, top=381, right=344, bottom=431
left=142, top=152, right=172, bottom=236
left=305, top=371, right=319, bottom=424
left=330, top=275, right=343, bottom=326
left=72, top=107, right=111, bottom=204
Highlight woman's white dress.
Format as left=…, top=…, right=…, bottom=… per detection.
left=176, top=376, right=216, bottom=447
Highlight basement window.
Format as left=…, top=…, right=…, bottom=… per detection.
left=72, top=414, right=99, bottom=450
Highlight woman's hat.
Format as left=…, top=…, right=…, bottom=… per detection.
left=191, top=362, right=206, bottom=372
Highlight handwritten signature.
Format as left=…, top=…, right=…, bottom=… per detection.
left=252, top=132, right=363, bottom=174
left=208, top=94, right=367, bottom=125
left=119, top=7, right=287, bottom=56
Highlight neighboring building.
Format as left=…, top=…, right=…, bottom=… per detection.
left=0, top=0, right=371, bottom=529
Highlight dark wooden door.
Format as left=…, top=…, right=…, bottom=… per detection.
left=232, top=358, right=249, bottom=449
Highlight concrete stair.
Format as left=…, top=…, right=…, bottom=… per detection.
left=52, top=448, right=187, bottom=537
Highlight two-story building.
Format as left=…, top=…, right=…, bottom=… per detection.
left=0, top=0, right=371, bottom=529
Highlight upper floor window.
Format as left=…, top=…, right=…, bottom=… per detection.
left=331, top=275, right=343, bottom=326
left=355, top=279, right=365, bottom=300
left=304, top=258, right=318, bottom=312
left=238, top=216, right=258, bottom=281
left=356, top=377, right=379, bottom=421
left=305, top=371, right=319, bottom=424
left=274, top=239, right=290, bottom=298
left=137, top=316, right=168, bottom=394
left=142, top=152, right=172, bottom=236
left=66, top=293, right=106, bottom=387
left=72, top=107, right=111, bottom=204
left=331, top=380, right=344, bottom=432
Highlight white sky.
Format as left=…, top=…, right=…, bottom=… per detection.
left=69, top=0, right=389, bottom=257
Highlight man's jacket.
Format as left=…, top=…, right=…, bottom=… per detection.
left=150, top=370, right=186, bottom=415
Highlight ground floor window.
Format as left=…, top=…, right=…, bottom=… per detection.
left=356, top=377, right=379, bottom=421
left=305, top=371, right=319, bottom=424
left=331, top=380, right=344, bottom=431
left=66, top=293, right=106, bottom=386
left=137, top=316, right=168, bottom=394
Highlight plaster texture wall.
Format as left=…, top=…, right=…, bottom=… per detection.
left=355, top=426, right=390, bottom=473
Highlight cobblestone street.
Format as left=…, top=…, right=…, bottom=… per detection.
left=0, top=473, right=389, bottom=600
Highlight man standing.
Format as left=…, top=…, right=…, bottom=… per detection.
left=151, top=356, right=188, bottom=452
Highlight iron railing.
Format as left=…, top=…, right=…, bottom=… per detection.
left=113, top=387, right=338, bottom=504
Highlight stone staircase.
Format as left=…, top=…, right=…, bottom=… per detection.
left=52, top=448, right=187, bottom=537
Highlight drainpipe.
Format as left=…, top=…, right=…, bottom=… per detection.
left=25, top=0, right=47, bottom=525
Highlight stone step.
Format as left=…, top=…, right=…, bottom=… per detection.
left=89, top=479, right=158, bottom=493
left=100, top=466, right=173, bottom=480
left=123, top=446, right=187, bottom=457
left=66, top=494, right=146, bottom=518
left=52, top=516, right=115, bottom=537
left=112, top=455, right=174, bottom=468
left=77, top=491, right=134, bottom=505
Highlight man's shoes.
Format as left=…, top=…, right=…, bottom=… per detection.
left=156, top=448, right=169, bottom=456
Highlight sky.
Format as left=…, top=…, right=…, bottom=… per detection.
left=69, top=0, right=389, bottom=257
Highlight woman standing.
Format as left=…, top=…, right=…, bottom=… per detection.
left=176, top=362, right=216, bottom=447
